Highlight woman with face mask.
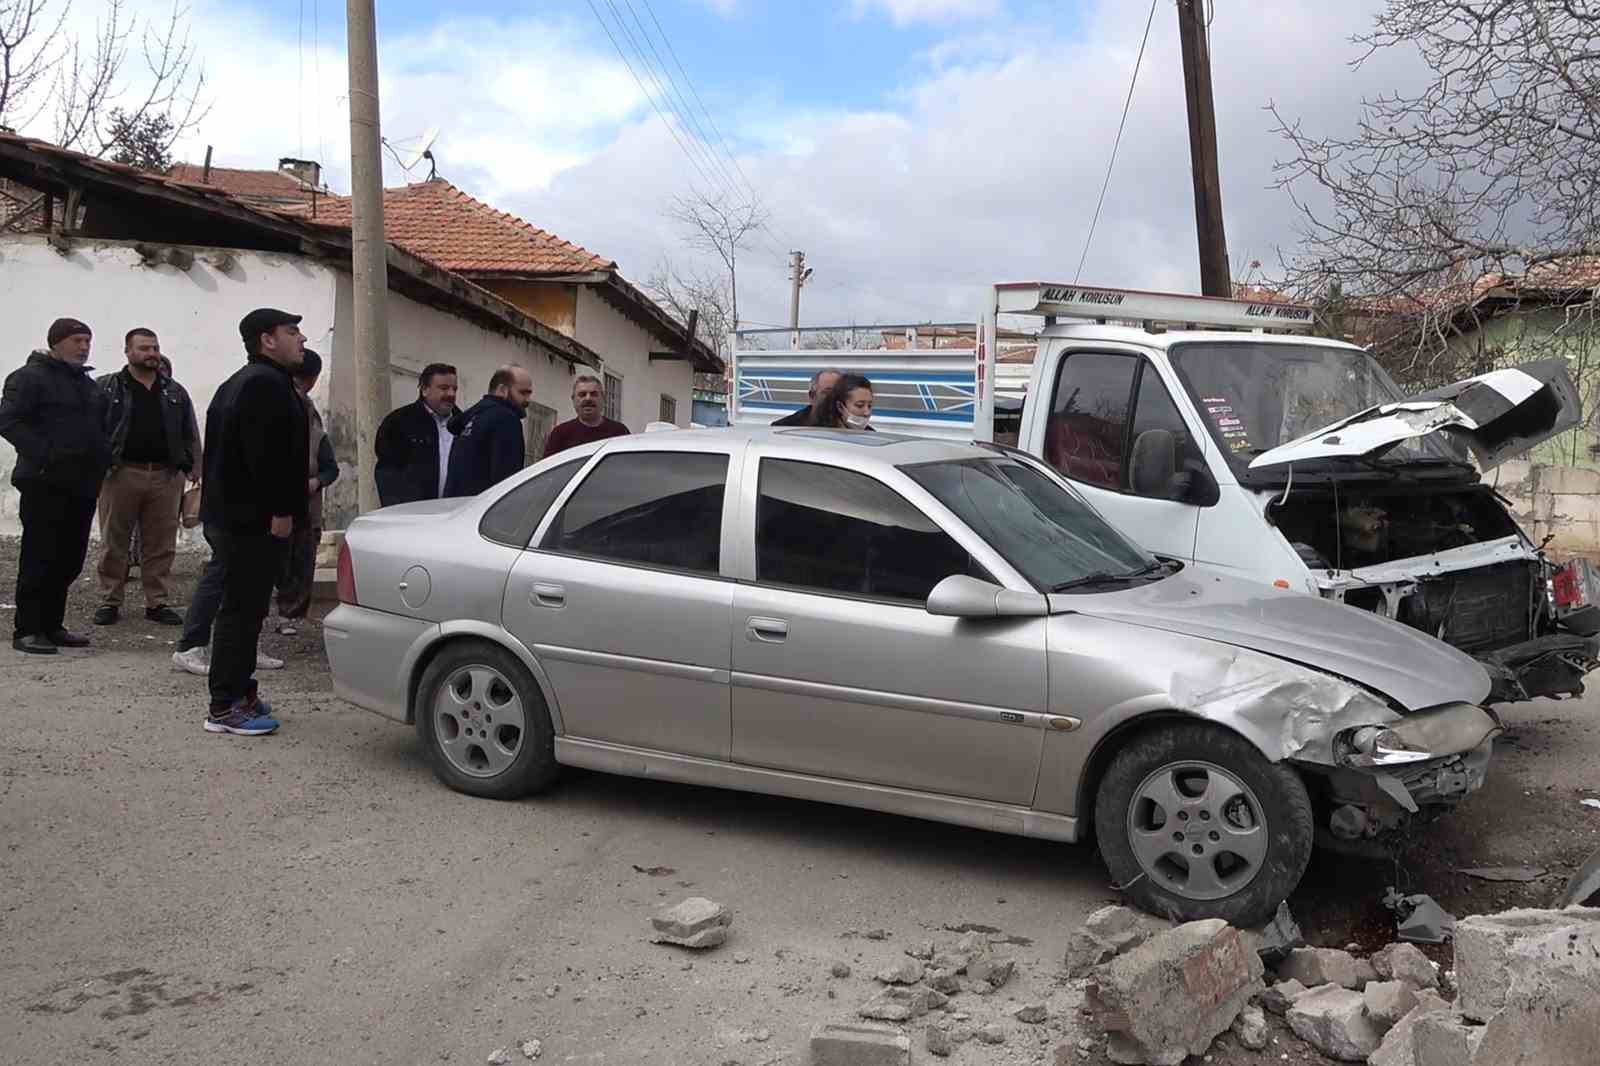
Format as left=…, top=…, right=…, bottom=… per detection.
left=817, top=373, right=875, bottom=430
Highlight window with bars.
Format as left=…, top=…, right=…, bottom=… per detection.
left=603, top=372, right=622, bottom=422
left=659, top=394, right=677, bottom=425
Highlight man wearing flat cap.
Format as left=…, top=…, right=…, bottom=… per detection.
left=0, top=319, right=113, bottom=654
left=196, top=308, right=309, bottom=736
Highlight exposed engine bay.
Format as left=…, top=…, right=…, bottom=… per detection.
left=1268, top=483, right=1600, bottom=702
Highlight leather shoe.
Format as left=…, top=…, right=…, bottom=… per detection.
left=145, top=605, right=185, bottom=626
left=92, top=605, right=119, bottom=625
left=47, top=629, right=91, bottom=648
left=12, top=634, right=58, bottom=655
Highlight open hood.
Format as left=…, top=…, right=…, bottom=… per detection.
left=1249, top=359, right=1580, bottom=473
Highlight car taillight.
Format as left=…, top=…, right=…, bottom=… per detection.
left=336, top=539, right=357, bottom=605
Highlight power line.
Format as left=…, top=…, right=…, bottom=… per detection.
left=1075, top=0, right=1159, bottom=284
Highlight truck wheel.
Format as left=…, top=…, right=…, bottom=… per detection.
left=415, top=640, right=558, bottom=800
left=1093, top=723, right=1312, bottom=926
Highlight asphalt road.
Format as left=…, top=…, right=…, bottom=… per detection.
left=3, top=548, right=1598, bottom=1066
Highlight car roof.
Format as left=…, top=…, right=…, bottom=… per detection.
left=597, top=426, right=990, bottom=467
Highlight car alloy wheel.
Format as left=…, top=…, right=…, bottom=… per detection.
left=432, top=664, right=526, bottom=778
left=1125, top=760, right=1267, bottom=902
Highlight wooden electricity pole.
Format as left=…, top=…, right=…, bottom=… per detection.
left=346, top=0, right=391, bottom=513
left=1176, top=0, right=1231, bottom=298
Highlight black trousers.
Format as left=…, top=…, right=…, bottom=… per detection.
left=14, top=486, right=97, bottom=639
left=208, top=529, right=286, bottom=712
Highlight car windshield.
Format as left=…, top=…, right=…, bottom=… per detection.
left=904, top=456, right=1155, bottom=592
left=1168, top=341, right=1471, bottom=472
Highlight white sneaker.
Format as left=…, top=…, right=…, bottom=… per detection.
left=172, top=646, right=209, bottom=676
left=256, top=651, right=285, bottom=670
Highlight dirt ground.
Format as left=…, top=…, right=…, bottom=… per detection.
left=1, top=540, right=1597, bottom=1066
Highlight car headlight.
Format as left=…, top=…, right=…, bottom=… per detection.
left=1335, top=725, right=1435, bottom=768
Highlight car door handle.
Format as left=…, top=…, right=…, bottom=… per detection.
left=531, top=582, right=566, bottom=608
left=746, top=616, right=788, bottom=643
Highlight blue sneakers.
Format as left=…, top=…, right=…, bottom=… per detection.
left=204, top=698, right=280, bottom=736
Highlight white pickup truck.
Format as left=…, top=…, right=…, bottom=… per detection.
left=729, top=281, right=1599, bottom=703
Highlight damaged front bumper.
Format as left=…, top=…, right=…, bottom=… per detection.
left=1296, top=703, right=1502, bottom=850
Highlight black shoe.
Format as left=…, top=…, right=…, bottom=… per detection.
left=92, top=605, right=119, bottom=625
left=46, top=629, right=91, bottom=648
left=145, top=605, right=184, bottom=626
left=12, top=634, right=57, bottom=655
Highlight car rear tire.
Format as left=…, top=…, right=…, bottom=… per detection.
left=415, top=640, right=558, bottom=800
left=1093, top=722, right=1313, bottom=926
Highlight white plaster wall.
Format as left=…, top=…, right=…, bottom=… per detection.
left=573, top=286, right=695, bottom=430
left=0, top=235, right=337, bottom=534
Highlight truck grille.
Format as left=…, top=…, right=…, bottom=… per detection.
left=1396, top=560, right=1538, bottom=654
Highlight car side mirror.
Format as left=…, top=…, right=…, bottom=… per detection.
left=926, top=575, right=1049, bottom=619
left=1181, top=460, right=1220, bottom=506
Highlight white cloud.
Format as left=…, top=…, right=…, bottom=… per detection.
left=853, top=0, right=1002, bottom=25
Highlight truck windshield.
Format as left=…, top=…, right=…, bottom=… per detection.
left=904, top=457, right=1156, bottom=592
left=1168, top=341, right=1470, bottom=472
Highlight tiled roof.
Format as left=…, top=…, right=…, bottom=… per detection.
left=308, top=179, right=614, bottom=276
left=168, top=163, right=317, bottom=204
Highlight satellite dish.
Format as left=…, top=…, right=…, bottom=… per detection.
left=403, top=126, right=440, bottom=179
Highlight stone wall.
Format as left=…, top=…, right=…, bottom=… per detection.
left=1493, top=460, right=1600, bottom=561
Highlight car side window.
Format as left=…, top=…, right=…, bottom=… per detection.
left=756, top=459, right=980, bottom=603
left=1127, top=365, right=1204, bottom=500
left=478, top=457, right=587, bottom=548
left=1045, top=352, right=1136, bottom=490
left=542, top=452, right=728, bottom=575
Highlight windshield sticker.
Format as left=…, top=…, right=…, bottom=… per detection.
left=1207, top=404, right=1233, bottom=415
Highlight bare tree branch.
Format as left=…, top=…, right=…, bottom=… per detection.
left=664, top=190, right=770, bottom=332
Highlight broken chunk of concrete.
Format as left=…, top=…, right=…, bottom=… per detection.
left=649, top=897, right=731, bottom=949
left=976, top=1023, right=1006, bottom=1045
left=1085, top=919, right=1263, bottom=1066
left=874, top=958, right=925, bottom=986
left=1260, top=977, right=1309, bottom=1015
left=1286, top=985, right=1384, bottom=1061
left=831, top=962, right=853, bottom=979
left=925, top=1025, right=953, bottom=1058
left=1064, top=929, right=1120, bottom=978
left=1363, top=980, right=1420, bottom=1032
left=1014, top=1003, right=1048, bottom=1024
left=929, top=951, right=969, bottom=975
left=1243, top=901, right=1304, bottom=965
left=1276, top=947, right=1361, bottom=989
left=1366, top=994, right=1455, bottom=1066
left=1232, top=1004, right=1268, bottom=1050
left=1410, top=1012, right=1485, bottom=1066
left=966, top=953, right=1015, bottom=992
left=1371, top=942, right=1439, bottom=990
left=906, top=940, right=935, bottom=960
left=925, top=967, right=962, bottom=994
left=1452, top=906, right=1600, bottom=1063
left=810, top=1022, right=911, bottom=1066
left=858, top=985, right=945, bottom=1023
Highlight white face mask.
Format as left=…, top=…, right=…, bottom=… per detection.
left=844, top=413, right=871, bottom=429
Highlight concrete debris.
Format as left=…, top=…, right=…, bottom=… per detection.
left=1371, top=942, right=1440, bottom=990
left=1410, top=1012, right=1485, bottom=1065
left=1260, top=977, right=1309, bottom=1015
left=1286, top=985, right=1384, bottom=1061
left=1232, top=1004, right=1268, bottom=1050
left=649, top=897, right=731, bottom=949
left=831, top=962, right=852, bottom=979
left=1353, top=957, right=1380, bottom=989
left=949, top=1024, right=975, bottom=1044
left=925, top=1025, right=953, bottom=1058
left=1086, top=919, right=1264, bottom=1066
left=858, top=985, right=947, bottom=1022
left=930, top=951, right=970, bottom=974
left=1064, top=929, right=1120, bottom=978
left=519, top=1039, right=542, bottom=1060
left=966, top=954, right=1015, bottom=992
left=486, top=1050, right=512, bottom=1066
left=810, top=1022, right=911, bottom=1066
left=976, top=1023, right=1006, bottom=1045
left=1362, top=980, right=1420, bottom=1032
left=1014, top=1003, right=1048, bottom=1024
left=874, top=958, right=925, bottom=985
left=906, top=941, right=935, bottom=960
left=1384, top=889, right=1456, bottom=945
left=733, top=952, right=751, bottom=964
left=1276, top=947, right=1362, bottom=990
left=1367, top=994, right=1456, bottom=1066
left=1554, top=845, right=1600, bottom=908
left=1246, top=901, right=1305, bottom=965
left=925, top=967, right=963, bottom=994
left=1085, top=905, right=1153, bottom=952
left=1456, top=866, right=1545, bottom=883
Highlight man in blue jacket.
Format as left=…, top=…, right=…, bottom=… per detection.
left=443, top=365, right=533, bottom=497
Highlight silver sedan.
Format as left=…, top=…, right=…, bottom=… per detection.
left=325, top=428, right=1499, bottom=924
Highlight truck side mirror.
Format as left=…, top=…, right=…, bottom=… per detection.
left=1129, top=430, right=1177, bottom=496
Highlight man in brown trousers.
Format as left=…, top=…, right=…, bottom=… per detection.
left=275, top=347, right=338, bottom=634
left=93, top=328, right=199, bottom=626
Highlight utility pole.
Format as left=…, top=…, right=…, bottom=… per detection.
left=788, top=250, right=811, bottom=348
left=1176, top=0, right=1231, bottom=298
left=346, top=0, right=391, bottom=513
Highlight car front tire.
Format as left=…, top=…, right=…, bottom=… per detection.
left=1093, top=722, right=1313, bottom=926
left=415, top=640, right=558, bottom=800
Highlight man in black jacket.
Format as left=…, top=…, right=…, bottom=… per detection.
left=0, top=318, right=113, bottom=654
left=197, top=308, right=309, bottom=735
left=374, top=362, right=458, bottom=506
left=771, top=367, right=841, bottom=427
left=93, top=328, right=200, bottom=627
left=442, top=365, right=533, bottom=497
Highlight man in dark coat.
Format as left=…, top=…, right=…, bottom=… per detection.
left=374, top=361, right=458, bottom=506
left=443, top=365, right=533, bottom=497
left=197, top=308, right=310, bottom=735
left=0, top=318, right=113, bottom=654
left=771, top=367, right=841, bottom=427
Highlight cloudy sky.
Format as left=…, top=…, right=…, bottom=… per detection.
left=58, top=0, right=1427, bottom=329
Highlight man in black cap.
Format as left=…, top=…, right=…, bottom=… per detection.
left=196, top=308, right=309, bottom=735
left=0, top=319, right=113, bottom=654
